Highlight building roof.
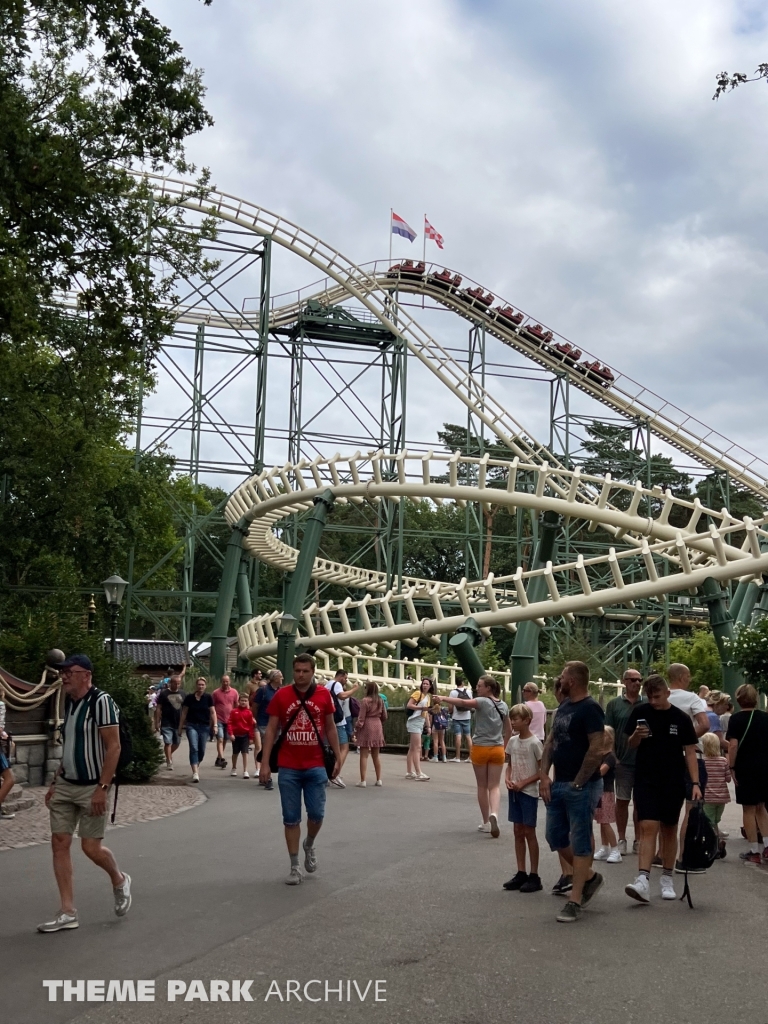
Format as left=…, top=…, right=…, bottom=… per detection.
left=110, top=640, right=190, bottom=668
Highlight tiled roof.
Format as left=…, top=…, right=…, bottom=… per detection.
left=110, top=641, right=190, bottom=667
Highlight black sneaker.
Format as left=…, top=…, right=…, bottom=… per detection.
left=215, top=756, right=223, bottom=767
left=220, top=759, right=227, bottom=769
left=651, top=855, right=662, bottom=868
left=556, top=900, right=581, bottom=923
left=551, top=874, right=573, bottom=896
left=264, top=780, right=274, bottom=791
left=503, top=871, right=528, bottom=891
left=675, top=860, right=705, bottom=875
left=520, top=873, right=543, bottom=893
left=580, top=871, right=604, bottom=906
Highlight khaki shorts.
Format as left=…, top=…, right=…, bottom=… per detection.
left=49, top=778, right=109, bottom=840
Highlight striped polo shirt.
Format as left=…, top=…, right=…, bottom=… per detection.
left=61, top=688, right=119, bottom=784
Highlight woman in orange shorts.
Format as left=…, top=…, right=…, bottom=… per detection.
left=438, top=675, right=511, bottom=837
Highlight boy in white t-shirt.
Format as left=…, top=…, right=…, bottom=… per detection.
left=503, top=704, right=544, bottom=894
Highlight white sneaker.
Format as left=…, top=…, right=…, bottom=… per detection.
left=405, top=772, right=417, bottom=779
left=191, top=772, right=199, bottom=783
left=332, top=776, right=346, bottom=788
left=617, top=839, right=627, bottom=855
left=660, top=874, right=676, bottom=900
left=477, top=822, right=491, bottom=833
left=243, top=771, right=249, bottom=779
left=166, top=763, right=173, bottom=771
left=594, top=845, right=610, bottom=861
left=375, top=779, right=383, bottom=786
left=489, top=813, right=500, bottom=838
left=37, top=911, right=79, bottom=933
left=303, top=838, right=317, bottom=873
left=113, top=873, right=132, bottom=917
left=450, top=757, right=462, bottom=762
left=230, top=770, right=237, bottom=776
left=416, top=773, right=430, bottom=781
left=285, top=865, right=304, bottom=885
left=625, top=874, right=650, bottom=904
left=356, top=781, right=366, bottom=787
left=606, top=848, right=622, bottom=864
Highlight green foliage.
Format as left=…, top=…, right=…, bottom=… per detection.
left=581, top=422, right=692, bottom=496
left=541, top=625, right=625, bottom=683
left=724, top=619, right=768, bottom=693
left=653, top=627, right=723, bottom=691
left=0, top=609, right=162, bottom=780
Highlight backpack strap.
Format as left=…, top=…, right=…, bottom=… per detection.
left=679, top=869, right=694, bottom=909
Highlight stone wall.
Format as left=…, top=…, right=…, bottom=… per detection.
left=10, top=734, right=61, bottom=788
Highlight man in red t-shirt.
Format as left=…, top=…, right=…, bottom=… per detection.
left=212, top=675, right=239, bottom=769
left=259, top=653, right=341, bottom=885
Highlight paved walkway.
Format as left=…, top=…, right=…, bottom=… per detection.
left=3, top=753, right=767, bottom=1024
left=0, top=783, right=205, bottom=851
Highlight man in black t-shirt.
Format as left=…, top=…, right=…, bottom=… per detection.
left=623, top=674, right=700, bottom=904
left=541, top=661, right=606, bottom=924
left=154, top=675, right=185, bottom=770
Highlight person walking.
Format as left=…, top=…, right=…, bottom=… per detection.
left=154, top=673, right=185, bottom=770
left=502, top=703, right=543, bottom=893
left=325, top=669, right=359, bottom=788
left=667, top=662, right=710, bottom=871
left=440, top=675, right=510, bottom=836
left=405, top=679, right=433, bottom=780
left=229, top=692, right=256, bottom=778
left=593, top=727, right=621, bottom=864
left=540, top=661, right=605, bottom=924
left=701, top=731, right=730, bottom=854
left=252, top=669, right=282, bottom=788
left=212, top=674, right=238, bottom=769
left=448, top=677, right=473, bottom=761
left=37, top=654, right=131, bottom=933
left=355, top=682, right=387, bottom=787
left=604, top=668, right=643, bottom=854
left=258, top=654, right=341, bottom=885
left=179, top=677, right=216, bottom=783
left=726, top=683, right=768, bottom=864
left=430, top=699, right=449, bottom=762
left=623, top=674, right=701, bottom=904
left=522, top=682, right=547, bottom=741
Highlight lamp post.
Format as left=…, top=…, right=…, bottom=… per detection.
left=102, top=575, right=129, bottom=657
left=276, top=612, right=299, bottom=684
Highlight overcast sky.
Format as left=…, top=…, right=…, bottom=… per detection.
left=146, top=0, right=768, bottom=487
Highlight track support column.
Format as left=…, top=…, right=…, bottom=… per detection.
left=510, top=510, right=561, bottom=693
left=449, top=617, right=486, bottom=691
left=698, top=577, right=744, bottom=699
left=276, top=490, right=336, bottom=683
left=210, top=519, right=250, bottom=680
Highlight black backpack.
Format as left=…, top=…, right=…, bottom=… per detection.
left=679, top=801, right=719, bottom=907
left=328, top=683, right=345, bottom=724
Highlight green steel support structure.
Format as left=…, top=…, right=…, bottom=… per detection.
left=509, top=510, right=561, bottom=693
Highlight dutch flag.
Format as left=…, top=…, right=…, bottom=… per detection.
left=391, top=211, right=417, bottom=242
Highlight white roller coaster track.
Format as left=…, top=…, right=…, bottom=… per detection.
left=225, top=452, right=768, bottom=662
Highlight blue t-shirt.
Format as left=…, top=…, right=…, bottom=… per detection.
left=252, top=684, right=277, bottom=728
left=706, top=710, right=722, bottom=733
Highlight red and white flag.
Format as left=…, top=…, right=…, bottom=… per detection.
left=424, top=217, right=444, bottom=249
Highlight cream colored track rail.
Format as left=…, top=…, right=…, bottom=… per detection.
left=226, top=452, right=768, bottom=661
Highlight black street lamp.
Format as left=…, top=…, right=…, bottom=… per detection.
left=102, top=575, right=129, bottom=657
left=275, top=612, right=298, bottom=684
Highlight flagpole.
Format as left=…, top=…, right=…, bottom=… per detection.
left=389, top=208, right=392, bottom=265
left=423, top=215, right=426, bottom=266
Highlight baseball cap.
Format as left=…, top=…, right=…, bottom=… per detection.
left=59, top=654, right=93, bottom=672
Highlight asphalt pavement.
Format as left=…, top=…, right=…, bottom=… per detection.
left=2, top=753, right=767, bottom=1024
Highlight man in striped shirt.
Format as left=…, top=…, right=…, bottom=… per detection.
left=38, top=654, right=131, bottom=933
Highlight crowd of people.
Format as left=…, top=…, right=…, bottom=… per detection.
left=22, top=649, right=768, bottom=929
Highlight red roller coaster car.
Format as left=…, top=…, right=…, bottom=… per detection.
left=429, top=268, right=462, bottom=288
left=387, top=260, right=425, bottom=277
left=577, top=360, right=614, bottom=387
left=525, top=323, right=554, bottom=345
left=495, top=306, right=524, bottom=325
left=462, top=286, right=494, bottom=306
left=552, top=342, right=582, bottom=364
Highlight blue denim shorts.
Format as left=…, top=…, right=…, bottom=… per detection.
left=278, top=766, right=328, bottom=826
left=545, top=779, right=603, bottom=858
left=335, top=722, right=350, bottom=745
left=508, top=790, right=539, bottom=827
left=452, top=719, right=471, bottom=736
left=0, top=749, right=10, bottom=773
left=216, top=721, right=228, bottom=740
left=160, top=725, right=180, bottom=746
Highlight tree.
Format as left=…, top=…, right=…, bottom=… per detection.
left=0, top=1, right=219, bottom=649
left=580, top=422, right=692, bottom=495
left=724, top=620, right=768, bottom=693
left=713, top=66, right=768, bottom=100
left=659, top=628, right=723, bottom=691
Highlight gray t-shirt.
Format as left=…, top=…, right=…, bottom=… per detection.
left=472, top=696, right=509, bottom=746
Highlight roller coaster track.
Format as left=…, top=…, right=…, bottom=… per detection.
left=226, top=452, right=768, bottom=661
